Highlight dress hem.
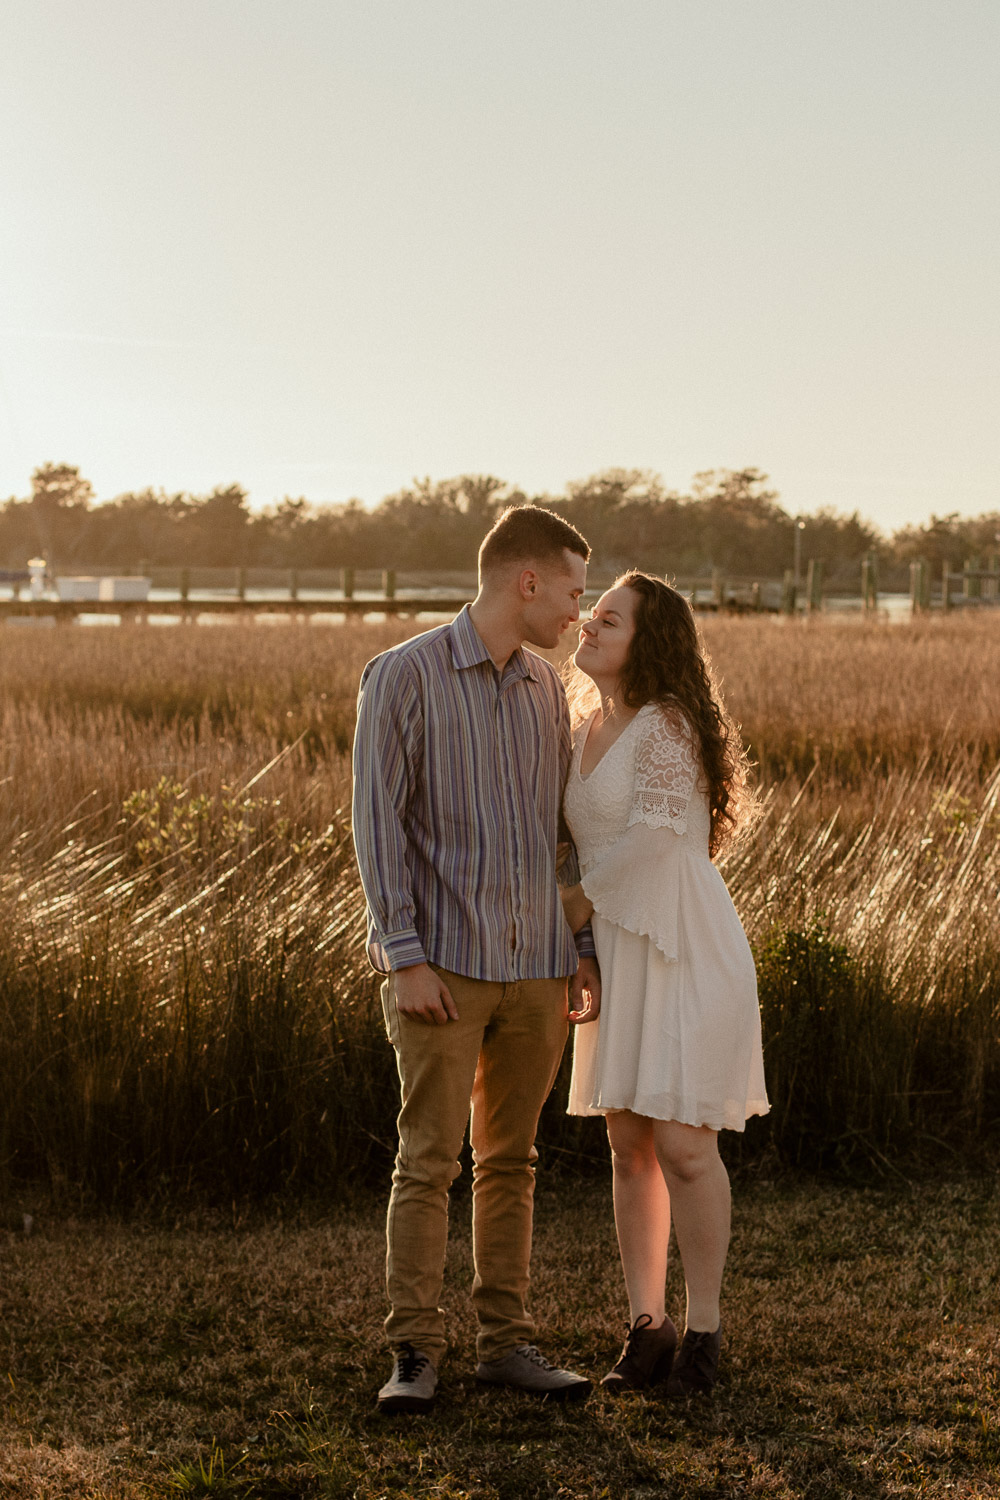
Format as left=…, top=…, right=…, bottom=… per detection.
left=567, top=1096, right=771, bottom=1133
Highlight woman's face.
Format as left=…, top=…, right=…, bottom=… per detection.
left=573, top=584, right=638, bottom=685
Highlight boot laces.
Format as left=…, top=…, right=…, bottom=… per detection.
left=681, top=1330, right=717, bottom=1379
left=623, top=1313, right=655, bottom=1352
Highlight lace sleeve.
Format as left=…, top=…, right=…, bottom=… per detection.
left=627, top=706, right=700, bottom=835
left=580, top=821, right=681, bottom=962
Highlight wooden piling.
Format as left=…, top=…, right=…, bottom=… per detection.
left=781, top=570, right=796, bottom=615
left=806, top=558, right=823, bottom=613
left=909, top=559, right=930, bottom=613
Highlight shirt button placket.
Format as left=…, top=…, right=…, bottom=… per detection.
left=497, top=679, right=520, bottom=969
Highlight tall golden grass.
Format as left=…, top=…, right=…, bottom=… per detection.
left=1, top=613, right=998, bottom=1201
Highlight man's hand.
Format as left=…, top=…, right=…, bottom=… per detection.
left=561, top=882, right=594, bottom=934
left=569, top=954, right=601, bottom=1025
left=392, top=963, right=459, bottom=1025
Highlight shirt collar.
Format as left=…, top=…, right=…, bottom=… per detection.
left=449, top=605, right=539, bottom=682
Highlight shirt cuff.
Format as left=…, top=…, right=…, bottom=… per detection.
left=367, top=918, right=431, bottom=978
left=379, top=928, right=428, bottom=972
left=574, top=921, right=596, bottom=960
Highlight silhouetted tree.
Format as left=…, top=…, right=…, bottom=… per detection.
left=29, top=463, right=94, bottom=565
left=0, top=461, right=941, bottom=588
left=891, top=512, right=1000, bottom=571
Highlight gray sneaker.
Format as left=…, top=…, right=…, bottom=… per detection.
left=475, top=1343, right=591, bottom=1401
left=377, top=1343, right=437, bottom=1413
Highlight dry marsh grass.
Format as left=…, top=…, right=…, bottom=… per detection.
left=2, top=614, right=1000, bottom=1498
left=0, top=614, right=999, bottom=1202
left=701, top=613, right=1000, bottom=781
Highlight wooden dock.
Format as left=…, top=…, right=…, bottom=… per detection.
left=3, top=555, right=999, bottom=626
left=0, top=596, right=477, bottom=624
left=0, top=589, right=788, bottom=625
left=0, top=561, right=793, bottom=623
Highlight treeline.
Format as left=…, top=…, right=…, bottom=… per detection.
left=4, top=463, right=998, bottom=584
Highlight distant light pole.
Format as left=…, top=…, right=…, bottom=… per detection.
left=793, top=519, right=805, bottom=604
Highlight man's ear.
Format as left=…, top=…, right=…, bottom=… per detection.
left=518, top=567, right=538, bottom=600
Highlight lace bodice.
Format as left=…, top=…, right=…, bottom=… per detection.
left=564, top=703, right=711, bottom=872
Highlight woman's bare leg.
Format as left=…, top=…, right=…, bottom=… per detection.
left=652, top=1119, right=730, bottom=1331
left=606, top=1109, right=671, bottom=1325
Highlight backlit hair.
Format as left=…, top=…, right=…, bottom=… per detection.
left=478, top=504, right=590, bottom=578
left=566, top=571, right=755, bottom=855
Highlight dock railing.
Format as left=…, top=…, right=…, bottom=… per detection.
left=936, top=557, right=1000, bottom=612
left=5, top=559, right=1000, bottom=624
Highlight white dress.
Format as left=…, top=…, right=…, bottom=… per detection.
left=564, top=702, right=769, bottom=1132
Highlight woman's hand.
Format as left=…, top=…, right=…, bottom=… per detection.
left=561, top=882, right=594, bottom=934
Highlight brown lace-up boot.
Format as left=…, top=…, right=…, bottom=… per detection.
left=601, top=1313, right=678, bottom=1392
left=667, top=1324, right=722, bottom=1397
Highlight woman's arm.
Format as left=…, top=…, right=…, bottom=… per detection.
left=561, top=882, right=594, bottom=934
left=570, top=709, right=700, bottom=963
left=628, top=703, right=699, bottom=834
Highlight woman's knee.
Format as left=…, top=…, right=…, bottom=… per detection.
left=652, top=1122, right=721, bottom=1185
left=607, top=1112, right=657, bottom=1179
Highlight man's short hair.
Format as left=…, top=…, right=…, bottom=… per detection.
left=478, top=505, right=590, bottom=576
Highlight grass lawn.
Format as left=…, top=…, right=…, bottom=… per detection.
left=2, top=1173, right=998, bottom=1499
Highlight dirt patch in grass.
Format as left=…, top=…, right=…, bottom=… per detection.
left=1, top=1175, right=998, bottom=1498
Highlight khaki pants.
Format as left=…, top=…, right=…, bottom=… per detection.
left=380, top=965, right=569, bottom=1364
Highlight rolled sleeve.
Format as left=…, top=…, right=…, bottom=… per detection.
left=352, top=653, right=426, bottom=974
left=574, top=922, right=597, bottom=960
left=377, top=928, right=428, bottom=972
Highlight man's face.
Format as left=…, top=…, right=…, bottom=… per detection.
left=520, top=549, right=588, bottom=649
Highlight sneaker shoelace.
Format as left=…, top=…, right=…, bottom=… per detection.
left=515, top=1344, right=557, bottom=1370
left=396, top=1343, right=431, bottom=1384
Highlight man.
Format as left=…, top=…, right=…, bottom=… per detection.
left=352, top=505, right=602, bottom=1413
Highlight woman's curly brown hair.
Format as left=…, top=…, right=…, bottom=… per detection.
left=569, top=572, right=755, bottom=856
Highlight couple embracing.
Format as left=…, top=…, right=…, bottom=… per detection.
left=352, top=505, right=769, bottom=1414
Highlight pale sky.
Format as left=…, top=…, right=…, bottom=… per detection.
left=2, top=0, right=998, bottom=532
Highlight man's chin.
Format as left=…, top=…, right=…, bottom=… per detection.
left=524, top=627, right=564, bottom=651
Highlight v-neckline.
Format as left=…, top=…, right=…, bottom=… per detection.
left=577, top=705, right=648, bottom=783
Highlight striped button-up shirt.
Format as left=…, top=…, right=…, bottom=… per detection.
left=352, top=605, right=591, bottom=980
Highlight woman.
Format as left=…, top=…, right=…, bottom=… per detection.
left=561, top=572, right=768, bottom=1396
